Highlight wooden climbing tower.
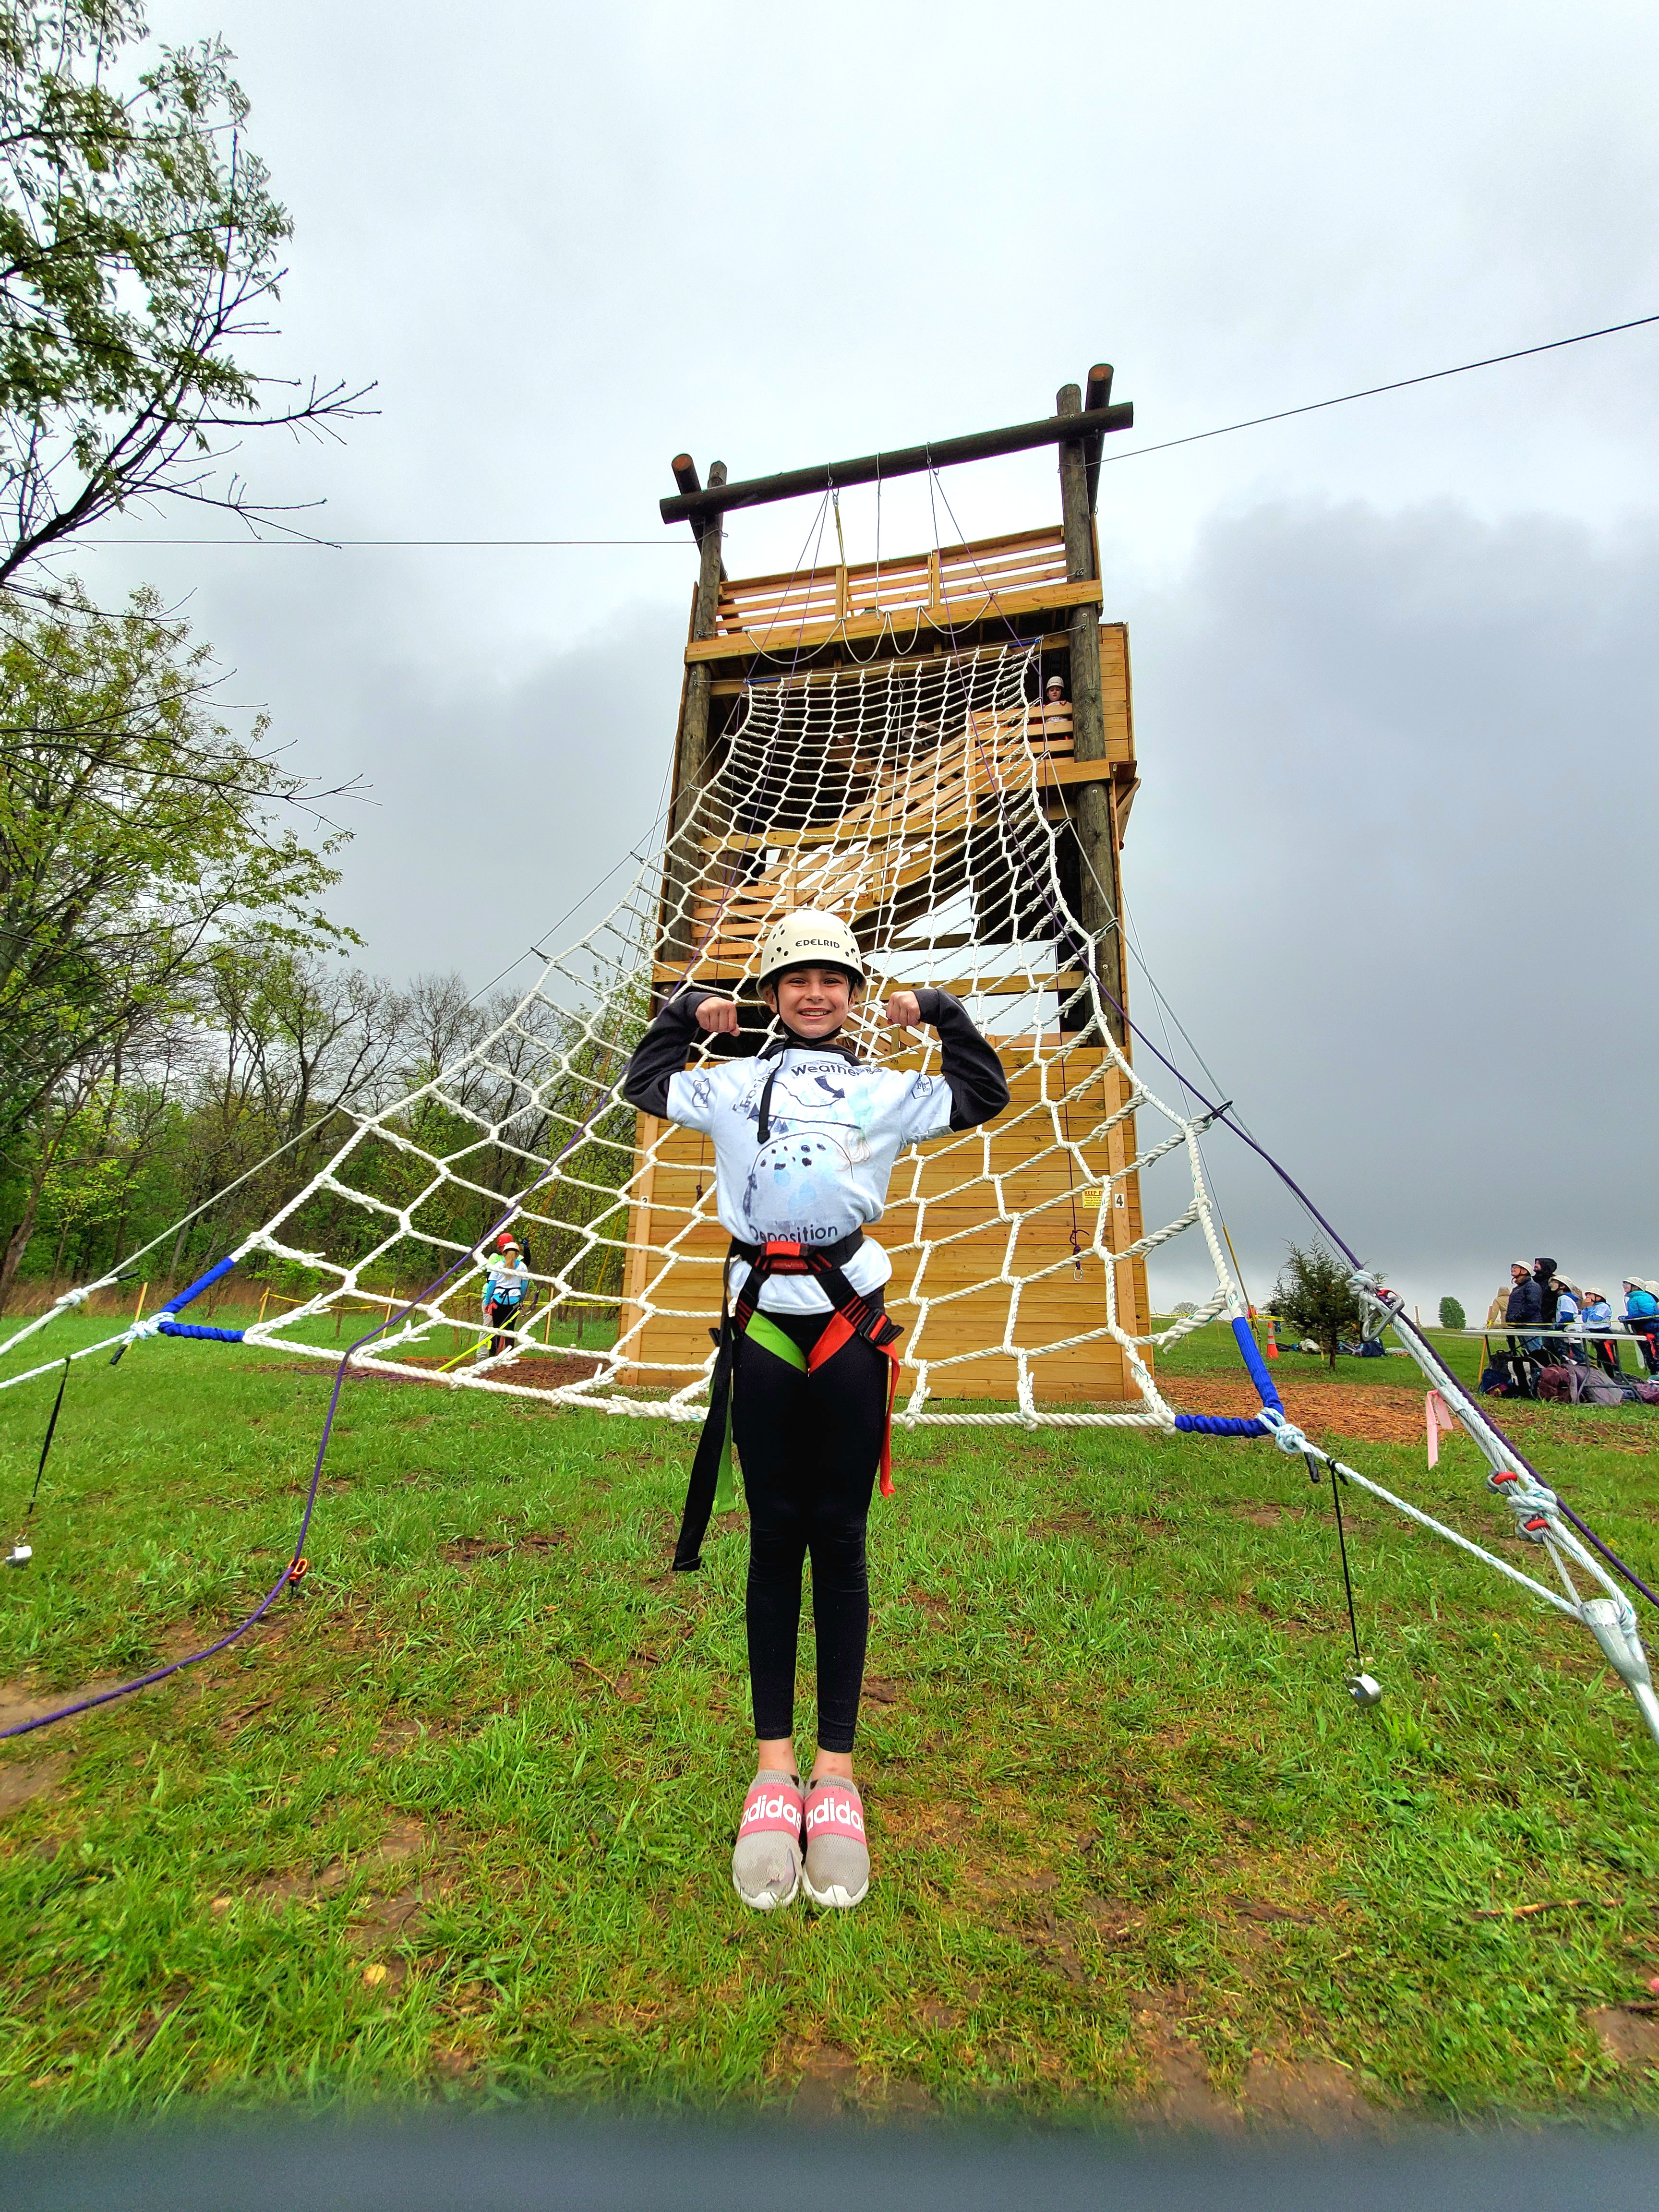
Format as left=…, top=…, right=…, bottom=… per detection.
left=621, top=371, right=1152, bottom=1404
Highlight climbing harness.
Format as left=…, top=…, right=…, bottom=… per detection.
left=674, top=1230, right=903, bottom=1575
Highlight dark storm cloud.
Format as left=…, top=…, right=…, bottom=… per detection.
left=1123, top=498, right=1659, bottom=1314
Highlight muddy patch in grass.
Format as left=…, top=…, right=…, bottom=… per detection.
left=1231, top=1896, right=1314, bottom=1927
left=1130, top=1989, right=1238, bottom=2130
left=1588, top=2005, right=1659, bottom=2068
left=901, top=1589, right=951, bottom=1619
left=1169, top=1379, right=1426, bottom=1446
left=1240, top=2054, right=1374, bottom=2131
left=249, top=1814, right=432, bottom=1909
left=0, top=1674, right=121, bottom=1734
left=443, top=1528, right=570, bottom=1565
left=0, top=1621, right=253, bottom=1735
left=1032, top=1511, right=1109, bottom=1545
left=1127, top=1987, right=1381, bottom=2134
left=0, top=1751, right=70, bottom=1816
left=784, top=2038, right=860, bottom=2120
left=374, top=1711, right=447, bottom=1754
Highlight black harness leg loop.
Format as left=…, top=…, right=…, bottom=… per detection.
left=675, top=1273, right=737, bottom=1573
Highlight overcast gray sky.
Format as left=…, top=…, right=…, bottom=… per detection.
left=82, top=0, right=1659, bottom=1317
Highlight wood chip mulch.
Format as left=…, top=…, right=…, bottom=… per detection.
left=1167, top=1376, right=1431, bottom=1445
left=1168, top=1372, right=1657, bottom=1451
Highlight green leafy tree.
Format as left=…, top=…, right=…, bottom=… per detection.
left=1438, top=1295, right=1466, bottom=1332
left=0, top=1, right=369, bottom=587
left=0, top=586, right=352, bottom=1301
left=1270, top=1241, right=1363, bottom=1371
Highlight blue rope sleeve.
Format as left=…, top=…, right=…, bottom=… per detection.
left=161, top=1254, right=238, bottom=1317
left=157, top=1321, right=245, bottom=1344
left=1175, top=1412, right=1274, bottom=1437
left=1229, top=1314, right=1285, bottom=1413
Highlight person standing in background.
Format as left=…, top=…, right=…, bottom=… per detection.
left=1486, top=1273, right=1519, bottom=1327
left=480, top=1234, right=530, bottom=1358
left=1504, top=1260, right=1545, bottom=1386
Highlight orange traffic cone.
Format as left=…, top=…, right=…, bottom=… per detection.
left=1264, top=1314, right=1279, bottom=1361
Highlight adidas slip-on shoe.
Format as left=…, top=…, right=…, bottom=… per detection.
left=732, top=1771, right=805, bottom=1910
left=802, top=1776, right=869, bottom=1909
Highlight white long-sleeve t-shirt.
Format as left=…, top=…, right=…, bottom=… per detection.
left=623, top=988, right=1009, bottom=1314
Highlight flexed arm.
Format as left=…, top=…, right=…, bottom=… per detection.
left=892, top=986, right=1010, bottom=1131
left=621, top=988, right=719, bottom=1118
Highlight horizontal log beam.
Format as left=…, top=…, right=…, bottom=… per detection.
left=661, top=400, right=1134, bottom=526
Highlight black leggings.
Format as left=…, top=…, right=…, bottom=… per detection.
left=733, top=1303, right=890, bottom=1755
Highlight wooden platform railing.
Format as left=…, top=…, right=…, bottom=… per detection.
left=711, top=525, right=1072, bottom=645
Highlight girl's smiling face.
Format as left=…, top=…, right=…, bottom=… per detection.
left=762, top=965, right=854, bottom=1039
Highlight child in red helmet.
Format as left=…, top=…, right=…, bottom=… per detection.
left=481, top=1234, right=529, bottom=1358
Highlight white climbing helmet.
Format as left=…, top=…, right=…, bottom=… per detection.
left=755, top=909, right=864, bottom=989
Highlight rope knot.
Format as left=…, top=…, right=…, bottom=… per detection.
left=1262, top=1411, right=1314, bottom=1458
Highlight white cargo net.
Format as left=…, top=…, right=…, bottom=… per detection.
left=4, top=640, right=1232, bottom=1422
left=246, top=637, right=1230, bottom=1428
left=5, top=636, right=1656, bottom=1746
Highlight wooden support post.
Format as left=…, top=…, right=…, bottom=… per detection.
left=662, top=461, right=727, bottom=966
left=1057, top=384, right=1126, bottom=1046
left=1083, top=363, right=1113, bottom=516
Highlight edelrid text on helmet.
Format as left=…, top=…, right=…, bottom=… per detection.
left=755, top=909, right=864, bottom=988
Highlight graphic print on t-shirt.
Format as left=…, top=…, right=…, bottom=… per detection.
left=663, top=1035, right=954, bottom=1311
left=737, top=1059, right=875, bottom=1164
left=741, top=1130, right=862, bottom=1242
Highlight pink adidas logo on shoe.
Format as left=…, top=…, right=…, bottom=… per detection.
left=739, top=1783, right=804, bottom=1838
left=805, top=1788, right=865, bottom=1839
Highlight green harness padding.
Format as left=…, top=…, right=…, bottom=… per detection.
left=711, top=1310, right=805, bottom=1512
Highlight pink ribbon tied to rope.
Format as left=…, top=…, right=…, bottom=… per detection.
left=1425, top=1390, right=1458, bottom=1467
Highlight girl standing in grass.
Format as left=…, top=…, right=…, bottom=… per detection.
left=623, top=911, right=1008, bottom=1911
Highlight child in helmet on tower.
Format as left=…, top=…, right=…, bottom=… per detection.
left=623, top=909, right=1009, bottom=1911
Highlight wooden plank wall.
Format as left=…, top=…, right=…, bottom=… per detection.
left=617, top=1045, right=1151, bottom=1404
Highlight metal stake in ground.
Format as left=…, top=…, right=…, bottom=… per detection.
left=1309, top=1447, right=1382, bottom=1707
left=7, top=1355, right=68, bottom=1566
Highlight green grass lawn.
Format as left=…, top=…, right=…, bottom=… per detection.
left=0, top=1310, right=1655, bottom=2127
